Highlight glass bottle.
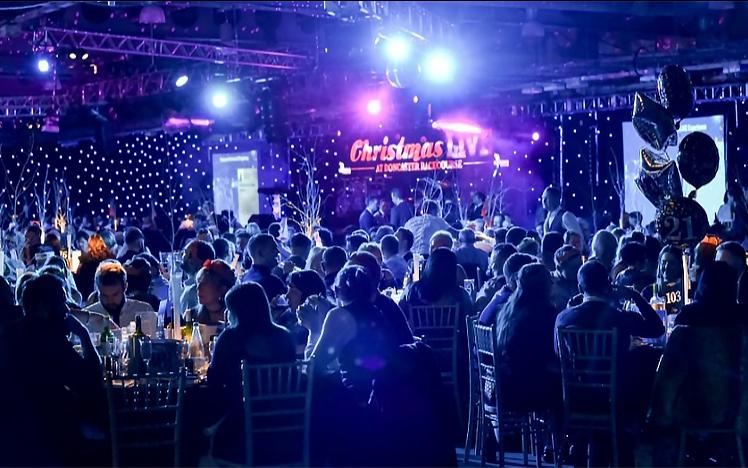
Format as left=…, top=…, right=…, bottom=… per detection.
left=128, top=316, right=149, bottom=374
left=188, top=321, right=206, bottom=375
left=648, top=284, right=667, bottom=346
left=188, top=321, right=204, bottom=359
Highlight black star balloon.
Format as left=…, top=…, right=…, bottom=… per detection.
left=632, top=92, right=677, bottom=151
left=635, top=148, right=682, bottom=209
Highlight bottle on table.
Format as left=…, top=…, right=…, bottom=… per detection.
left=647, top=284, right=667, bottom=347
left=100, top=326, right=116, bottom=376
left=128, top=316, right=150, bottom=375
left=188, top=321, right=207, bottom=375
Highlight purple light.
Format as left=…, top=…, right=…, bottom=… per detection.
left=165, top=117, right=214, bottom=128
left=532, top=131, right=540, bottom=141
left=366, top=99, right=382, bottom=115
left=431, top=119, right=482, bottom=135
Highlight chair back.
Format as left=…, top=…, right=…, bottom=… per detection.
left=407, top=304, right=460, bottom=385
left=473, top=320, right=498, bottom=409
left=241, top=360, right=313, bottom=466
left=556, top=328, right=618, bottom=431
left=461, top=263, right=483, bottom=289
left=106, top=370, right=185, bottom=467
left=466, top=314, right=481, bottom=404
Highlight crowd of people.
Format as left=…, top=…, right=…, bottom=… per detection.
left=2, top=183, right=748, bottom=466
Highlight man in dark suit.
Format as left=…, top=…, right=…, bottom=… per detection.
left=389, top=188, right=413, bottom=229
left=359, top=196, right=380, bottom=232
left=556, top=260, right=665, bottom=353
left=556, top=260, right=665, bottom=433
left=240, top=234, right=287, bottom=301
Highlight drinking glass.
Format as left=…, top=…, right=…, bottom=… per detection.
left=463, top=279, right=475, bottom=298
left=139, top=338, right=152, bottom=374
left=208, top=336, right=217, bottom=361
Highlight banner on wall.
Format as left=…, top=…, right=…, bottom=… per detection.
left=339, top=126, right=503, bottom=175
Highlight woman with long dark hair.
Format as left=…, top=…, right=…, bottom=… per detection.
left=398, top=247, right=473, bottom=326
left=207, top=282, right=296, bottom=465
left=495, top=263, right=559, bottom=412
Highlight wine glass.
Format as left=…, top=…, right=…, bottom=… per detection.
left=208, top=336, right=217, bottom=361
left=139, top=338, right=152, bottom=375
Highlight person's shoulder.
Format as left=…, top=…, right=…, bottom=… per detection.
left=325, top=306, right=357, bottom=328
left=125, top=298, right=154, bottom=311
left=84, top=301, right=106, bottom=313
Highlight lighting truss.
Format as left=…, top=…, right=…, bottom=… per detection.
left=525, top=82, right=748, bottom=116
left=36, top=27, right=310, bottom=71
left=0, top=68, right=218, bottom=119
left=322, top=1, right=454, bottom=41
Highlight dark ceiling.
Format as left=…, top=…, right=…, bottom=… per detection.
left=0, top=1, right=744, bottom=130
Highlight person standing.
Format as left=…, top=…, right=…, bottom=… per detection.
left=540, top=186, right=581, bottom=237
left=467, top=192, right=487, bottom=222
left=390, top=188, right=414, bottom=229
left=359, top=196, right=381, bottom=233
left=403, top=200, right=456, bottom=256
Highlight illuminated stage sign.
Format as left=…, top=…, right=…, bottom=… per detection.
left=349, top=136, right=458, bottom=173
left=343, top=131, right=500, bottom=174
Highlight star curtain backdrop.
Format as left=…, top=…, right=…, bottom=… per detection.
left=0, top=132, right=212, bottom=224
left=2, top=99, right=747, bottom=231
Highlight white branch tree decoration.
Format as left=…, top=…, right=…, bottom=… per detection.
left=285, top=141, right=324, bottom=238
left=161, top=150, right=184, bottom=250
left=33, top=164, right=52, bottom=225
left=0, top=138, right=39, bottom=223
left=53, top=174, right=73, bottom=235
left=608, top=148, right=626, bottom=223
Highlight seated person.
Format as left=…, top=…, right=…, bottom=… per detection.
left=614, top=241, right=656, bottom=293
left=381, top=235, right=408, bottom=289
left=207, top=282, right=296, bottom=465
left=479, top=253, right=535, bottom=326
left=496, top=264, right=559, bottom=412
left=321, top=246, right=347, bottom=299
left=184, top=259, right=236, bottom=326
left=241, top=234, right=287, bottom=301
left=550, top=245, right=583, bottom=311
left=2, top=275, right=104, bottom=466
left=81, top=260, right=153, bottom=333
left=556, top=260, right=665, bottom=416
left=288, top=233, right=313, bottom=270
left=641, top=245, right=684, bottom=316
left=649, top=265, right=746, bottom=465
left=124, top=258, right=161, bottom=312
left=454, top=229, right=489, bottom=281
left=474, top=243, right=516, bottom=314
left=675, top=262, right=747, bottom=328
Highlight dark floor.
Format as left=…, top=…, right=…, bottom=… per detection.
left=456, top=448, right=562, bottom=467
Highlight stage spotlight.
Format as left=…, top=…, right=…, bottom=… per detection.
left=37, top=58, right=51, bottom=73
left=385, top=36, right=410, bottom=63
left=366, top=99, right=382, bottom=115
left=81, top=52, right=89, bottom=60
left=68, top=52, right=77, bottom=60
left=175, top=75, right=189, bottom=87
left=532, top=131, right=540, bottom=141
left=423, top=49, right=455, bottom=83
left=412, top=95, right=419, bottom=104
left=211, top=89, right=229, bottom=109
